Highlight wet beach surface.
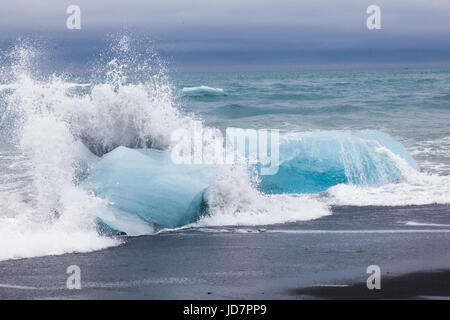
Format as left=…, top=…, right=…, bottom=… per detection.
left=1, top=204, right=450, bottom=299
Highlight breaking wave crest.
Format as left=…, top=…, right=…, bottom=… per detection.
left=181, top=86, right=225, bottom=95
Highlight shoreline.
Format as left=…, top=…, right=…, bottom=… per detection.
left=1, top=213, right=450, bottom=299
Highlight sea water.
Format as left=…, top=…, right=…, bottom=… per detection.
left=0, top=41, right=449, bottom=261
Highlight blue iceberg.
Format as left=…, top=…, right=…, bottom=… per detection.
left=80, top=130, right=416, bottom=234
left=82, top=147, right=214, bottom=234
left=258, top=130, right=415, bottom=194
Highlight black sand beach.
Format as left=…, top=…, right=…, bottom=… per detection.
left=1, top=205, right=449, bottom=300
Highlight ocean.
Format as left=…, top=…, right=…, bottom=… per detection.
left=0, top=44, right=449, bottom=298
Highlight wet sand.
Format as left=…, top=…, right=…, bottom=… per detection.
left=1, top=205, right=450, bottom=300
left=289, top=269, right=450, bottom=299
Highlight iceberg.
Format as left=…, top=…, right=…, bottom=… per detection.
left=81, top=130, right=416, bottom=234
left=259, top=130, right=416, bottom=194
left=83, top=147, right=214, bottom=234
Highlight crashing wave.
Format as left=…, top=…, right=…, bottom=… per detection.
left=0, top=39, right=448, bottom=261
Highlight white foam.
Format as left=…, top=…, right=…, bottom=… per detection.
left=0, top=215, right=120, bottom=261
left=318, top=147, right=450, bottom=206
left=0, top=191, right=120, bottom=261
left=0, top=84, right=18, bottom=91
left=404, top=221, right=450, bottom=227
left=267, top=229, right=450, bottom=234
left=193, top=165, right=331, bottom=227
left=410, top=136, right=450, bottom=158
left=182, top=86, right=224, bottom=94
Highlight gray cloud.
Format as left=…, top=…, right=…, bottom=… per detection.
left=1, top=1, right=448, bottom=34
left=0, top=0, right=449, bottom=70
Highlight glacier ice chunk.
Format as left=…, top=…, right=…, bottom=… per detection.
left=83, top=147, right=214, bottom=233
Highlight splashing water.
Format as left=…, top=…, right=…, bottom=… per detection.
left=0, top=38, right=448, bottom=261
left=0, top=39, right=327, bottom=260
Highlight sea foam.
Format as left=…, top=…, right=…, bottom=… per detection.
left=182, top=86, right=225, bottom=95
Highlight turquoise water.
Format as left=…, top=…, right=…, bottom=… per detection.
left=174, top=70, right=450, bottom=142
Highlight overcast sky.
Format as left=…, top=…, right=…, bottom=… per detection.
left=0, top=0, right=449, bottom=71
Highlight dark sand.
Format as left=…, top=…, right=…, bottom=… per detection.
left=289, top=269, right=450, bottom=299
left=1, top=205, right=450, bottom=299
